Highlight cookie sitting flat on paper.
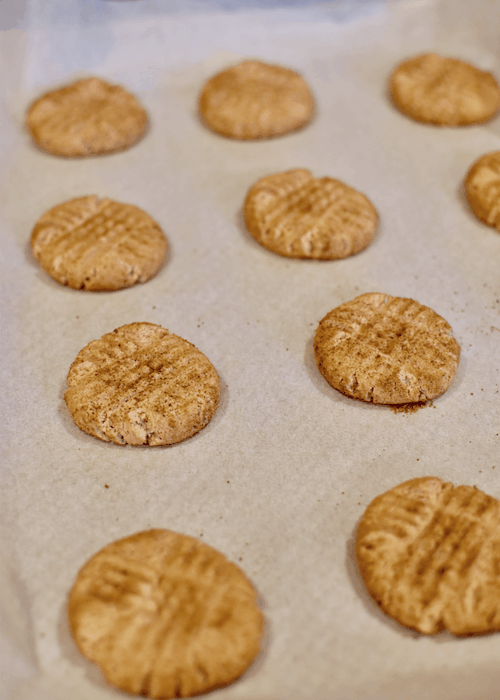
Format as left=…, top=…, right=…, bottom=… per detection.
left=244, top=169, right=377, bottom=259
left=69, top=529, right=264, bottom=698
left=465, top=151, right=500, bottom=232
left=26, top=77, right=148, bottom=156
left=31, top=196, right=167, bottom=291
left=199, top=60, right=314, bottom=139
left=389, top=53, right=500, bottom=126
left=64, top=323, right=220, bottom=445
left=356, top=477, right=500, bottom=635
left=314, top=293, right=460, bottom=404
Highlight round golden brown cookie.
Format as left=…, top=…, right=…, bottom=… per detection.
left=465, top=151, right=500, bottom=231
left=69, top=529, right=264, bottom=698
left=26, top=77, right=148, bottom=156
left=31, top=196, right=167, bottom=291
left=64, top=323, right=220, bottom=445
left=314, top=293, right=460, bottom=404
left=389, top=53, right=500, bottom=126
left=244, top=169, right=377, bottom=259
left=198, top=60, right=314, bottom=139
left=356, top=477, right=500, bottom=635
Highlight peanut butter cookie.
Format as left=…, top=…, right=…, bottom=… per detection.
left=244, top=169, right=377, bottom=259
left=389, top=53, right=500, bottom=126
left=31, top=196, right=167, bottom=291
left=465, top=151, right=500, bottom=231
left=314, top=293, right=460, bottom=404
left=26, top=77, right=148, bottom=156
left=69, top=529, right=263, bottom=697
left=199, top=60, right=314, bottom=139
left=65, top=323, right=220, bottom=445
left=357, top=477, right=500, bottom=635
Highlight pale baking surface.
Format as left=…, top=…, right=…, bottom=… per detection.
left=1, top=0, right=500, bottom=699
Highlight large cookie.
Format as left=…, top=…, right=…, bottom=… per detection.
left=356, top=477, right=500, bottom=635
left=199, top=60, right=314, bottom=139
left=26, top=77, right=148, bottom=156
left=65, top=323, right=220, bottom=445
left=314, top=293, right=460, bottom=404
left=244, top=169, right=377, bottom=259
left=389, top=53, right=500, bottom=126
left=31, top=196, right=167, bottom=291
left=465, top=151, right=500, bottom=231
left=69, top=529, right=264, bottom=697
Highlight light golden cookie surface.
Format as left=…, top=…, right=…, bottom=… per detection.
left=314, top=293, right=460, bottom=404
left=69, top=529, right=263, bottom=698
left=356, top=477, right=500, bottom=635
left=31, top=196, right=167, bottom=291
left=244, top=169, right=377, bottom=259
left=26, top=77, right=147, bottom=156
left=199, top=60, right=314, bottom=139
left=465, top=151, right=500, bottom=231
left=65, top=323, right=220, bottom=445
left=389, top=53, right=500, bottom=126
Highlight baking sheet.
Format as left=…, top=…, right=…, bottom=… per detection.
left=1, top=0, right=500, bottom=698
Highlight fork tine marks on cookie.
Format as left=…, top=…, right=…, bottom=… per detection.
left=244, top=169, right=378, bottom=260
left=357, top=478, right=500, bottom=635
left=69, top=529, right=264, bottom=698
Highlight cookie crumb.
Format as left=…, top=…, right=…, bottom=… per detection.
left=390, top=402, right=428, bottom=414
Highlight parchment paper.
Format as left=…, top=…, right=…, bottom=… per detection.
left=1, top=0, right=500, bottom=698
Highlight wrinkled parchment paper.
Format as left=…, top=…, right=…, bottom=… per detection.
left=1, top=0, right=500, bottom=698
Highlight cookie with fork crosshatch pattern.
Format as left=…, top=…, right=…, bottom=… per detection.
left=64, top=323, right=220, bottom=445
left=465, top=151, right=500, bottom=232
left=244, top=169, right=377, bottom=259
left=69, top=529, right=264, bottom=697
left=30, top=196, right=167, bottom=291
left=199, top=60, right=314, bottom=139
left=356, top=477, right=500, bottom=635
left=389, top=53, right=500, bottom=126
left=314, top=293, right=460, bottom=404
left=26, top=77, right=148, bottom=156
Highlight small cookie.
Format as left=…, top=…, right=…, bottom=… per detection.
left=31, top=196, right=167, bottom=291
left=244, top=169, right=377, bottom=259
left=199, top=60, right=314, bottom=139
left=356, top=477, right=500, bottom=635
left=465, top=151, right=500, bottom=231
left=26, top=77, right=147, bottom=156
left=65, top=323, right=220, bottom=445
left=389, top=53, right=500, bottom=126
left=69, top=529, right=263, bottom=698
left=314, top=293, right=460, bottom=404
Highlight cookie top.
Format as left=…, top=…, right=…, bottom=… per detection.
left=199, top=60, right=314, bottom=139
left=356, top=477, right=500, bottom=635
left=69, top=529, right=263, bottom=698
left=244, top=169, right=378, bottom=259
left=314, top=293, right=460, bottom=404
left=389, top=53, right=500, bottom=126
left=26, top=77, right=148, bottom=156
left=31, top=196, right=167, bottom=291
left=65, top=323, right=220, bottom=445
left=465, top=151, right=500, bottom=231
